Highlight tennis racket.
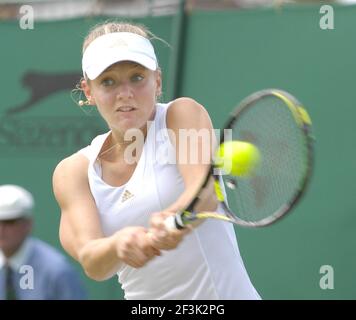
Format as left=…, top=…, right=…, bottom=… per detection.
left=165, top=89, right=314, bottom=229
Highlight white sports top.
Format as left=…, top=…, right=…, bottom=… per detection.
left=78, top=102, right=261, bottom=300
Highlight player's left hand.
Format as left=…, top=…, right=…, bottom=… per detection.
left=148, top=211, right=192, bottom=250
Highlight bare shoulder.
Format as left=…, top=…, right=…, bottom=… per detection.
left=167, top=97, right=212, bottom=130
left=168, top=97, right=208, bottom=115
left=53, top=153, right=89, bottom=183
left=52, top=153, right=90, bottom=204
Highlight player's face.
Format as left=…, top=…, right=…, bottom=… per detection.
left=85, top=62, right=161, bottom=135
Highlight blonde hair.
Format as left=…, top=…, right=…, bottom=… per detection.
left=82, top=21, right=153, bottom=54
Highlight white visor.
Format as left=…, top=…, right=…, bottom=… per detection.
left=82, top=32, right=158, bottom=80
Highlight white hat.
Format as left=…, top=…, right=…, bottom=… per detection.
left=82, top=32, right=158, bottom=80
left=0, top=185, right=34, bottom=220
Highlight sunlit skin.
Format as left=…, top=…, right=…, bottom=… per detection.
left=0, top=218, right=32, bottom=258
left=82, top=62, right=162, bottom=146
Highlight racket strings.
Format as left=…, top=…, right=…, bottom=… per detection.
left=223, top=95, right=308, bottom=224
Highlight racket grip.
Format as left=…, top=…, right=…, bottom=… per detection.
left=164, top=214, right=186, bottom=230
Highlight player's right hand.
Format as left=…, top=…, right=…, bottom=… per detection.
left=114, top=226, right=161, bottom=268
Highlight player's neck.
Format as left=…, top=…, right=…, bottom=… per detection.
left=98, top=129, right=146, bottom=162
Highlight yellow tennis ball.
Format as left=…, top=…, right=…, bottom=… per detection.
left=215, top=141, right=261, bottom=177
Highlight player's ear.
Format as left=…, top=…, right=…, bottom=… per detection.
left=81, top=78, right=95, bottom=105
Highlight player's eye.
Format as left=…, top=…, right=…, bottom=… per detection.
left=131, top=74, right=144, bottom=83
left=101, top=78, right=115, bottom=87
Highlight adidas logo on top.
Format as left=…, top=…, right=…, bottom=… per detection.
left=121, top=190, right=134, bottom=202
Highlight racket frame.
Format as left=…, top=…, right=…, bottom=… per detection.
left=171, top=89, right=314, bottom=229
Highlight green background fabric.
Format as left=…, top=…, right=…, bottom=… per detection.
left=1, top=4, right=355, bottom=299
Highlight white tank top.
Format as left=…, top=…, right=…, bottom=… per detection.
left=78, top=103, right=261, bottom=300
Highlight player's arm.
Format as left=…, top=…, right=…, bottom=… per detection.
left=166, top=97, right=218, bottom=214
left=149, top=98, right=218, bottom=249
left=53, top=154, right=159, bottom=280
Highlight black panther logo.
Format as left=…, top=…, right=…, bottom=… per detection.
left=5, top=71, right=82, bottom=114
left=1, top=71, right=106, bottom=153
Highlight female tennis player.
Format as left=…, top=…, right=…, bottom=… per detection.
left=52, top=21, right=260, bottom=300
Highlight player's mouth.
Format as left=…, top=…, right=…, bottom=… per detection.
left=116, top=106, right=136, bottom=112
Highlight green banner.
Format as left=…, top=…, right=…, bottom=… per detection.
left=1, top=4, right=356, bottom=299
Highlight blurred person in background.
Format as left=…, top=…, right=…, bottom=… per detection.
left=0, top=185, right=87, bottom=300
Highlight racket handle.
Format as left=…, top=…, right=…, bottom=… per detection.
left=164, top=214, right=186, bottom=230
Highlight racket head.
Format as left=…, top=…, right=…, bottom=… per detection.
left=216, top=89, right=314, bottom=227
